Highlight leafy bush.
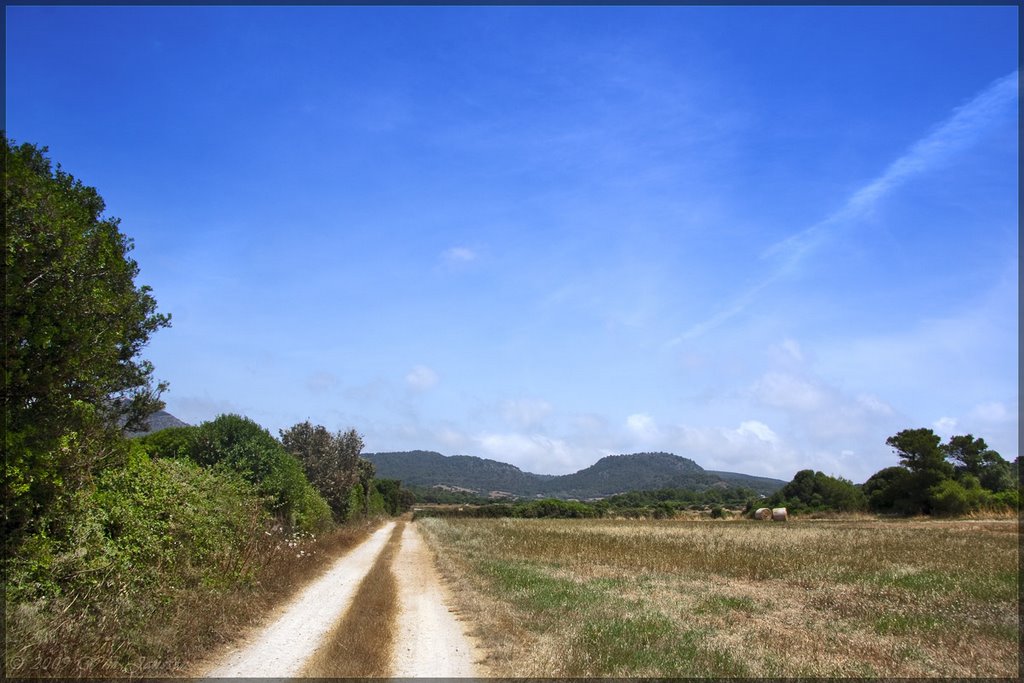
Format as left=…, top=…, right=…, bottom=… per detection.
left=5, top=446, right=274, bottom=674
left=768, top=469, right=867, bottom=514
left=927, top=478, right=978, bottom=517
left=138, top=414, right=331, bottom=532
left=8, top=447, right=267, bottom=602
left=374, top=478, right=412, bottom=515
left=345, top=483, right=366, bottom=521
left=134, top=424, right=198, bottom=459
left=988, top=488, right=1019, bottom=511
left=863, top=466, right=914, bottom=513
left=6, top=440, right=383, bottom=677
left=518, top=499, right=600, bottom=518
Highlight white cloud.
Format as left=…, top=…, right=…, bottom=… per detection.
left=405, top=365, right=439, bottom=391
left=572, top=413, right=609, bottom=433
left=752, top=372, right=827, bottom=412
left=857, top=394, right=895, bottom=416
left=626, top=413, right=660, bottom=441
left=735, top=420, right=779, bottom=445
left=663, top=420, right=801, bottom=479
left=501, top=398, right=553, bottom=429
left=441, top=246, right=478, bottom=264
left=475, top=432, right=581, bottom=475
left=436, top=426, right=469, bottom=450
left=933, top=416, right=958, bottom=436
left=780, top=338, right=803, bottom=363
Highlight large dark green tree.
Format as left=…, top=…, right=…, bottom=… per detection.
left=866, top=428, right=1016, bottom=516
left=880, top=428, right=952, bottom=514
left=886, top=428, right=953, bottom=476
left=943, top=434, right=1013, bottom=493
left=4, top=135, right=170, bottom=539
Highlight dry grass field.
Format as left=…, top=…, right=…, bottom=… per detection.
left=418, top=516, right=1019, bottom=677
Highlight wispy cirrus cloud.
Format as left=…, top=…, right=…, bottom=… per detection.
left=671, top=70, right=1018, bottom=344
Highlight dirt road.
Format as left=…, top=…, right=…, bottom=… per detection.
left=200, top=520, right=484, bottom=678
left=390, top=521, right=480, bottom=676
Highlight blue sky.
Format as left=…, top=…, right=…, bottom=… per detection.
left=6, top=6, right=1018, bottom=482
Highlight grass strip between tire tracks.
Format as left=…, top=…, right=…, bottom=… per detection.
left=300, top=521, right=405, bottom=677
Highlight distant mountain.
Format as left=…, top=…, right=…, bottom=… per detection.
left=364, top=450, right=553, bottom=495
left=125, top=409, right=190, bottom=437
left=363, top=450, right=785, bottom=499
left=706, top=469, right=792, bottom=494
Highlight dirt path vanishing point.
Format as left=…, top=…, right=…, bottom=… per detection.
left=199, top=519, right=483, bottom=678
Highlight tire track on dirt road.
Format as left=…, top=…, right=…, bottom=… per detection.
left=390, top=521, right=484, bottom=676
left=301, top=522, right=405, bottom=677
left=198, top=519, right=484, bottom=677
left=201, top=521, right=396, bottom=677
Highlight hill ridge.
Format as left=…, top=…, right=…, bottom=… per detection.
left=364, top=450, right=784, bottom=499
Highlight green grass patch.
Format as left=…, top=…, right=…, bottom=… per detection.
left=483, top=560, right=604, bottom=614
left=962, top=570, right=1018, bottom=602
left=576, top=613, right=679, bottom=672
left=887, top=570, right=958, bottom=594
left=695, top=593, right=761, bottom=615
left=574, top=615, right=748, bottom=676
left=977, top=621, right=1021, bottom=643
left=873, top=613, right=942, bottom=635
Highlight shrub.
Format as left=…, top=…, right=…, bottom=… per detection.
left=5, top=446, right=272, bottom=673
left=518, top=499, right=600, bottom=519
left=345, top=483, right=366, bottom=521
left=990, top=488, right=1019, bottom=510
left=769, top=469, right=867, bottom=513
left=927, top=478, right=975, bottom=517
left=138, top=414, right=331, bottom=532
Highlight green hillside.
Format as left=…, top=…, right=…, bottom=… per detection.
left=364, top=450, right=785, bottom=499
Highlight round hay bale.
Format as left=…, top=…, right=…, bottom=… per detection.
left=772, top=507, right=788, bottom=522
left=754, top=507, right=772, bottom=520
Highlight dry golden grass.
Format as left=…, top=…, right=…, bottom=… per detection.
left=419, top=517, right=1019, bottom=677
left=300, top=521, right=405, bottom=677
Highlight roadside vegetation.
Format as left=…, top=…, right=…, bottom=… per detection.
left=420, top=516, right=1019, bottom=677
left=5, top=409, right=411, bottom=678
left=3, top=136, right=409, bottom=677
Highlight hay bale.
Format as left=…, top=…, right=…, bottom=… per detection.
left=772, top=507, right=788, bottom=522
left=754, top=507, right=772, bottom=520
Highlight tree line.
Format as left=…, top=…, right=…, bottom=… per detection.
left=765, top=428, right=1019, bottom=516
